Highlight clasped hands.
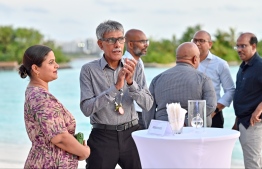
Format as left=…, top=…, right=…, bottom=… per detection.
left=115, top=58, right=137, bottom=90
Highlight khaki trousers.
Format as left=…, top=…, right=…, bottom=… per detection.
left=239, top=122, right=262, bottom=169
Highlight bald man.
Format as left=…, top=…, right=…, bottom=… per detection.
left=123, top=29, right=149, bottom=67
left=233, top=32, right=262, bottom=169
left=123, top=29, right=150, bottom=129
left=143, top=42, right=216, bottom=128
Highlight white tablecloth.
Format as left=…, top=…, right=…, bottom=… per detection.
left=132, top=127, right=240, bottom=168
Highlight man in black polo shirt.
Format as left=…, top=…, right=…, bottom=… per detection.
left=233, top=32, right=262, bottom=169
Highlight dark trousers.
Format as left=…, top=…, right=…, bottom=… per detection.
left=137, top=111, right=145, bottom=130
left=86, top=125, right=141, bottom=169
left=211, top=111, right=224, bottom=128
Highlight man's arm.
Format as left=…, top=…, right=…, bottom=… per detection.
left=127, top=63, right=153, bottom=112
left=211, top=62, right=235, bottom=118
left=218, top=62, right=235, bottom=107
left=211, top=103, right=225, bottom=118
left=203, top=77, right=217, bottom=116
left=142, top=80, right=157, bottom=128
left=79, top=65, right=118, bottom=117
left=250, top=102, right=262, bottom=126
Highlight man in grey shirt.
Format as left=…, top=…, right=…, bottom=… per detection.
left=79, top=20, right=153, bottom=169
left=143, top=42, right=216, bottom=128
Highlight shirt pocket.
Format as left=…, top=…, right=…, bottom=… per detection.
left=241, top=76, right=254, bottom=93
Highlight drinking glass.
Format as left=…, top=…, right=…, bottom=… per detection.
left=188, top=100, right=206, bottom=128
left=169, top=117, right=185, bottom=134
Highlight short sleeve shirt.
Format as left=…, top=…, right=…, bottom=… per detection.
left=24, top=86, right=78, bottom=169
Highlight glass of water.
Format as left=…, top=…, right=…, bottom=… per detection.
left=188, top=100, right=206, bottom=129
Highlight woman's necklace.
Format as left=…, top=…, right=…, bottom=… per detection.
left=104, top=69, right=124, bottom=115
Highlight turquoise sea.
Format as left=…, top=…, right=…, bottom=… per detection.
left=0, top=58, right=244, bottom=168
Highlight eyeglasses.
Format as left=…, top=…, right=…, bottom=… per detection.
left=130, top=39, right=149, bottom=45
left=233, top=44, right=248, bottom=50
left=100, top=37, right=125, bottom=44
left=191, top=38, right=210, bottom=44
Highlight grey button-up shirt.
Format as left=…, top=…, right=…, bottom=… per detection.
left=143, top=63, right=217, bottom=128
left=80, top=56, right=153, bottom=125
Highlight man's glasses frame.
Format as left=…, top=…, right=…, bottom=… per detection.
left=233, top=44, right=249, bottom=50
left=129, top=39, right=150, bottom=45
left=100, top=37, right=125, bottom=45
left=191, top=38, right=211, bottom=44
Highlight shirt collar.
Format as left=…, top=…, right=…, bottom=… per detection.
left=124, top=50, right=143, bottom=64
left=123, top=51, right=133, bottom=59
left=176, top=62, right=195, bottom=69
left=205, top=51, right=213, bottom=61
left=240, top=52, right=258, bottom=68
left=100, top=54, right=124, bottom=69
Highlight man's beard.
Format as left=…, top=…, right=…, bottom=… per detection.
left=134, top=47, right=146, bottom=57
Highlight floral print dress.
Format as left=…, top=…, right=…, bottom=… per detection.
left=24, top=86, right=78, bottom=169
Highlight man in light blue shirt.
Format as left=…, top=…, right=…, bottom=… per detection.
left=123, top=29, right=149, bottom=129
left=192, top=30, right=235, bottom=128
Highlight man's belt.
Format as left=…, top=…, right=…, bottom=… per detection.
left=92, top=119, right=138, bottom=131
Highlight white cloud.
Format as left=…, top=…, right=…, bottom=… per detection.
left=0, top=0, right=262, bottom=42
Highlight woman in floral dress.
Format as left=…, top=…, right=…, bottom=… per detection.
left=18, top=45, right=90, bottom=168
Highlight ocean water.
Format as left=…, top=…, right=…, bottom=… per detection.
left=0, top=58, right=244, bottom=168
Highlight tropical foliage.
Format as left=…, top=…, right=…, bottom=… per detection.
left=1, top=25, right=262, bottom=64
left=143, top=25, right=262, bottom=64
left=0, top=26, right=68, bottom=63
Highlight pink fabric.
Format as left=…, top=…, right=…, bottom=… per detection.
left=24, top=86, right=78, bottom=169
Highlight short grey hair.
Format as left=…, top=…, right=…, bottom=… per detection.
left=96, top=20, right=124, bottom=40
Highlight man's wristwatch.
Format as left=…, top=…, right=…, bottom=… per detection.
left=215, top=108, right=220, bottom=113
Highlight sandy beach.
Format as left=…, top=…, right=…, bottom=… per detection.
left=0, top=143, right=122, bottom=169
left=0, top=143, right=29, bottom=168
left=0, top=143, right=88, bottom=168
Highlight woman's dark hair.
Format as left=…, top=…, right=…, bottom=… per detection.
left=18, top=45, right=52, bottom=79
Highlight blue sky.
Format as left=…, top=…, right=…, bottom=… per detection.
left=1, top=0, right=261, bottom=42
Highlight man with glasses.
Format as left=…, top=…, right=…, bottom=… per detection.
left=79, top=20, right=153, bottom=169
left=233, top=32, right=262, bottom=169
left=192, top=30, right=235, bottom=128
left=143, top=42, right=216, bottom=128
left=123, top=29, right=150, bottom=129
